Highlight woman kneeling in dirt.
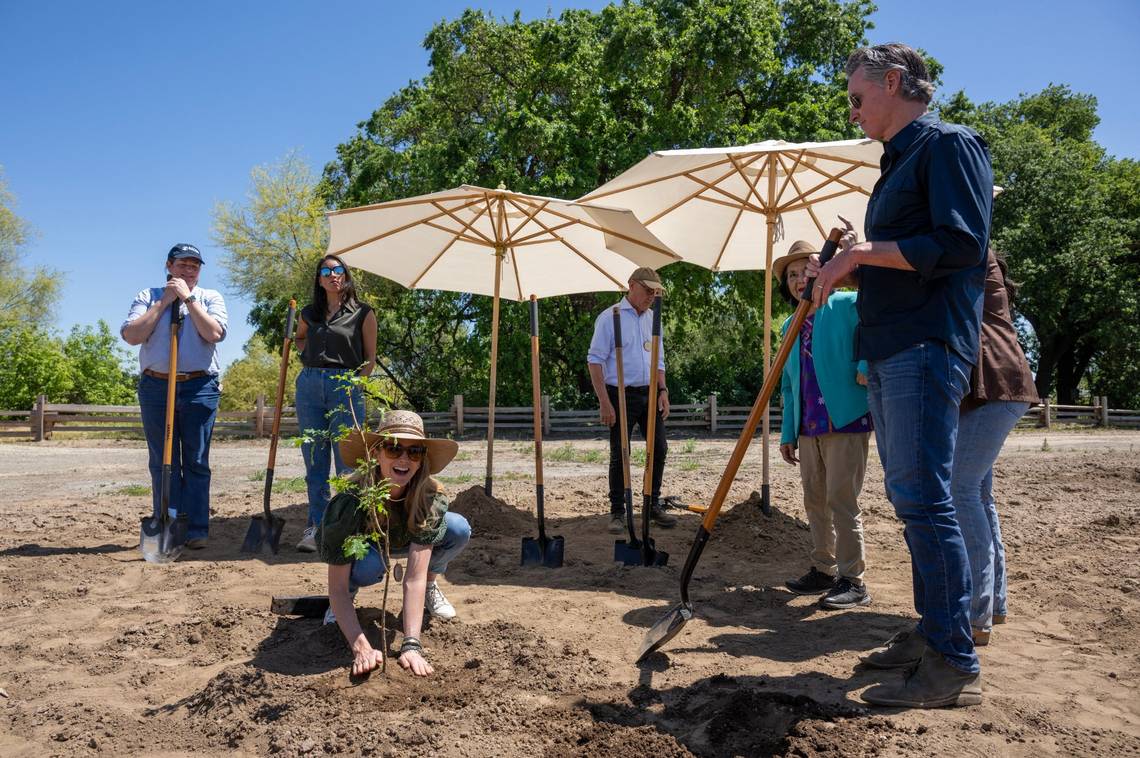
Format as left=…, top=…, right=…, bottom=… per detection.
left=319, top=411, right=470, bottom=677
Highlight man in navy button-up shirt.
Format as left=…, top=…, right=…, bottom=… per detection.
left=810, top=43, right=991, bottom=709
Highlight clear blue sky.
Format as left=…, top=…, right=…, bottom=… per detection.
left=3, top=0, right=1136, bottom=371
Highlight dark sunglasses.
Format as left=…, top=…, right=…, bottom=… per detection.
left=379, top=441, right=426, bottom=463
left=847, top=92, right=862, bottom=110
left=320, top=265, right=346, bottom=277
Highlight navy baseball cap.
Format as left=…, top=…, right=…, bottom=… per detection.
left=167, top=243, right=204, bottom=264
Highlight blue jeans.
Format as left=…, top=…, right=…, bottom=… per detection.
left=952, top=400, right=1029, bottom=632
left=295, top=367, right=365, bottom=527
left=866, top=341, right=978, bottom=673
left=138, top=374, right=220, bottom=541
left=348, top=512, right=472, bottom=590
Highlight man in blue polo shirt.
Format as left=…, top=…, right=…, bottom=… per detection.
left=810, top=43, right=992, bottom=708
left=121, top=244, right=227, bottom=551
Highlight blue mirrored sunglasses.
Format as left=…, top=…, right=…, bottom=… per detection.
left=319, top=265, right=346, bottom=277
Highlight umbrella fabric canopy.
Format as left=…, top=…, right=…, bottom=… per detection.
left=327, top=185, right=680, bottom=496
left=327, top=185, right=678, bottom=301
left=582, top=138, right=883, bottom=510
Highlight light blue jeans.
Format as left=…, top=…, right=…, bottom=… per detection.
left=348, top=512, right=472, bottom=590
left=295, top=367, right=365, bottom=527
left=951, top=400, right=1029, bottom=633
left=866, top=341, right=978, bottom=673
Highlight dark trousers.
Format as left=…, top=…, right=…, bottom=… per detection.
left=606, top=384, right=667, bottom=516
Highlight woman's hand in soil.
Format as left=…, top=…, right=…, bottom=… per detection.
left=352, top=645, right=384, bottom=677
left=399, top=649, right=434, bottom=677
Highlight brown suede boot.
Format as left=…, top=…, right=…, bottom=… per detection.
left=861, top=646, right=983, bottom=708
left=973, top=628, right=991, bottom=646
left=859, top=629, right=926, bottom=669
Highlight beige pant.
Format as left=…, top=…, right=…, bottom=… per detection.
left=798, top=431, right=870, bottom=584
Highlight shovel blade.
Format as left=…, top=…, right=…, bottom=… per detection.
left=240, top=514, right=286, bottom=555
left=521, top=534, right=565, bottom=568
left=636, top=602, right=692, bottom=663
left=613, top=538, right=643, bottom=566
left=641, top=538, right=669, bottom=567
left=139, top=513, right=186, bottom=565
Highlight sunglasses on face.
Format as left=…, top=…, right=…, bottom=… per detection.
left=847, top=92, right=862, bottom=110
left=320, top=265, right=346, bottom=277
left=379, top=441, right=426, bottom=463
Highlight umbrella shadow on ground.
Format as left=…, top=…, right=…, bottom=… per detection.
left=248, top=605, right=402, bottom=677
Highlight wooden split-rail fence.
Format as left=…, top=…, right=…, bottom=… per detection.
left=1, top=394, right=1136, bottom=441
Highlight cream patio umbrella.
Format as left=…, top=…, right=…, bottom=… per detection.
left=582, top=138, right=883, bottom=513
left=326, top=184, right=680, bottom=496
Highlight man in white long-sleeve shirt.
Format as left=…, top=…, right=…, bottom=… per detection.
left=587, top=267, right=676, bottom=534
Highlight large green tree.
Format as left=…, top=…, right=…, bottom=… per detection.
left=941, top=86, right=1140, bottom=405
left=62, top=321, right=137, bottom=405
left=316, top=0, right=873, bottom=409
left=0, top=169, right=61, bottom=335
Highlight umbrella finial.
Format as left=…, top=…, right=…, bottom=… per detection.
left=496, top=182, right=507, bottom=191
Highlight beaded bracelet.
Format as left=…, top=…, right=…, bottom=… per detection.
left=399, top=637, right=424, bottom=655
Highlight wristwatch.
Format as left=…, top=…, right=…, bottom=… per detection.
left=184, top=294, right=198, bottom=305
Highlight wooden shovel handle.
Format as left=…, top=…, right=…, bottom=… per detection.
left=266, top=299, right=296, bottom=469
left=699, top=228, right=842, bottom=532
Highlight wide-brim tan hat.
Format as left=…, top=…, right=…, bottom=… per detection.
left=772, top=239, right=819, bottom=282
left=338, top=410, right=459, bottom=475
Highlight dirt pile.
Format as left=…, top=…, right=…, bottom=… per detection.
left=449, top=485, right=534, bottom=537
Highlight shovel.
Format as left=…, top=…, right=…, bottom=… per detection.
left=612, top=305, right=644, bottom=565
left=636, top=228, right=842, bottom=662
left=637, top=294, right=668, bottom=567
left=140, top=294, right=189, bottom=564
left=241, top=300, right=297, bottom=554
left=521, top=296, right=564, bottom=567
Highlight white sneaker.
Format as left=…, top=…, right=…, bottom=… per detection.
left=297, top=526, right=318, bottom=553
left=425, top=581, right=456, bottom=620
left=323, top=604, right=337, bottom=626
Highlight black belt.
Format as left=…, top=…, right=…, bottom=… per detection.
left=143, top=369, right=210, bottom=382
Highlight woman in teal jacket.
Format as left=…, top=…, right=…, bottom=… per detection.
left=776, top=240, right=873, bottom=610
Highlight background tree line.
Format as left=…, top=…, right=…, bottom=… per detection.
left=217, top=0, right=1140, bottom=411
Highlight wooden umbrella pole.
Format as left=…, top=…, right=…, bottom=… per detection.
left=529, top=295, right=544, bottom=539
left=760, top=154, right=778, bottom=516
left=485, top=245, right=503, bottom=497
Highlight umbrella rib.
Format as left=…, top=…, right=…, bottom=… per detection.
left=516, top=209, right=627, bottom=290
left=775, top=164, right=864, bottom=212
left=727, top=152, right=772, bottom=215
left=774, top=150, right=810, bottom=207
left=585, top=153, right=744, bottom=202
left=433, top=198, right=498, bottom=247
left=326, top=196, right=487, bottom=257
left=709, top=201, right=748, bottom=272
left=799, top=149, right=880, bottom=170
left=790, top=160, right=868, bottom=199
left=540, top=206, right=680, bottom=260
left=498, top=196, right=524, bottom=301
left=510, top=218, right=577, bottom=246
left=779, top=185, right=864, bottom=214
left=644, top=167, right=763, bottom=225
left=502, top=196, right=550, bottom=245
left=409, top=228, right=466, bottom=289
left=775, top=153, right=827, bottom=239
left=422, top=219, right=490, bottom=246
left=327, top=191, right=486, bottom=216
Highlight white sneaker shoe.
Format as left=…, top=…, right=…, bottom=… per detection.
left=323, top=604, right=337, bottom=626
left=297, top=526, right=318, bottom=553
left=425, top=581, right=456, bottom=620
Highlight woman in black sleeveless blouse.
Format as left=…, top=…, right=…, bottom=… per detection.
left=294, top=254, right=377, bottom=552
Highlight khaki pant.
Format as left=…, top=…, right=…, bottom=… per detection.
left=798, top=431, right=870, bottom=584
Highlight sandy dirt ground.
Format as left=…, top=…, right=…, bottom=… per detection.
left=1, top=428, right=1138, bottom=756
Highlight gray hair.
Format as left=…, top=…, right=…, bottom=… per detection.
left=846, top=43, right=935, bottom=105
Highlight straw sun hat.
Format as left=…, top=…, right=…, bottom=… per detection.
left=771, top=240, right=819, bottom=283
left=338, top=410, right=459, bottom=475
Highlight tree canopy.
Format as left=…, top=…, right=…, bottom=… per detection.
left=941, top=85, right=1140, bottom=405
left=314, top=0, right=874, bottom=409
